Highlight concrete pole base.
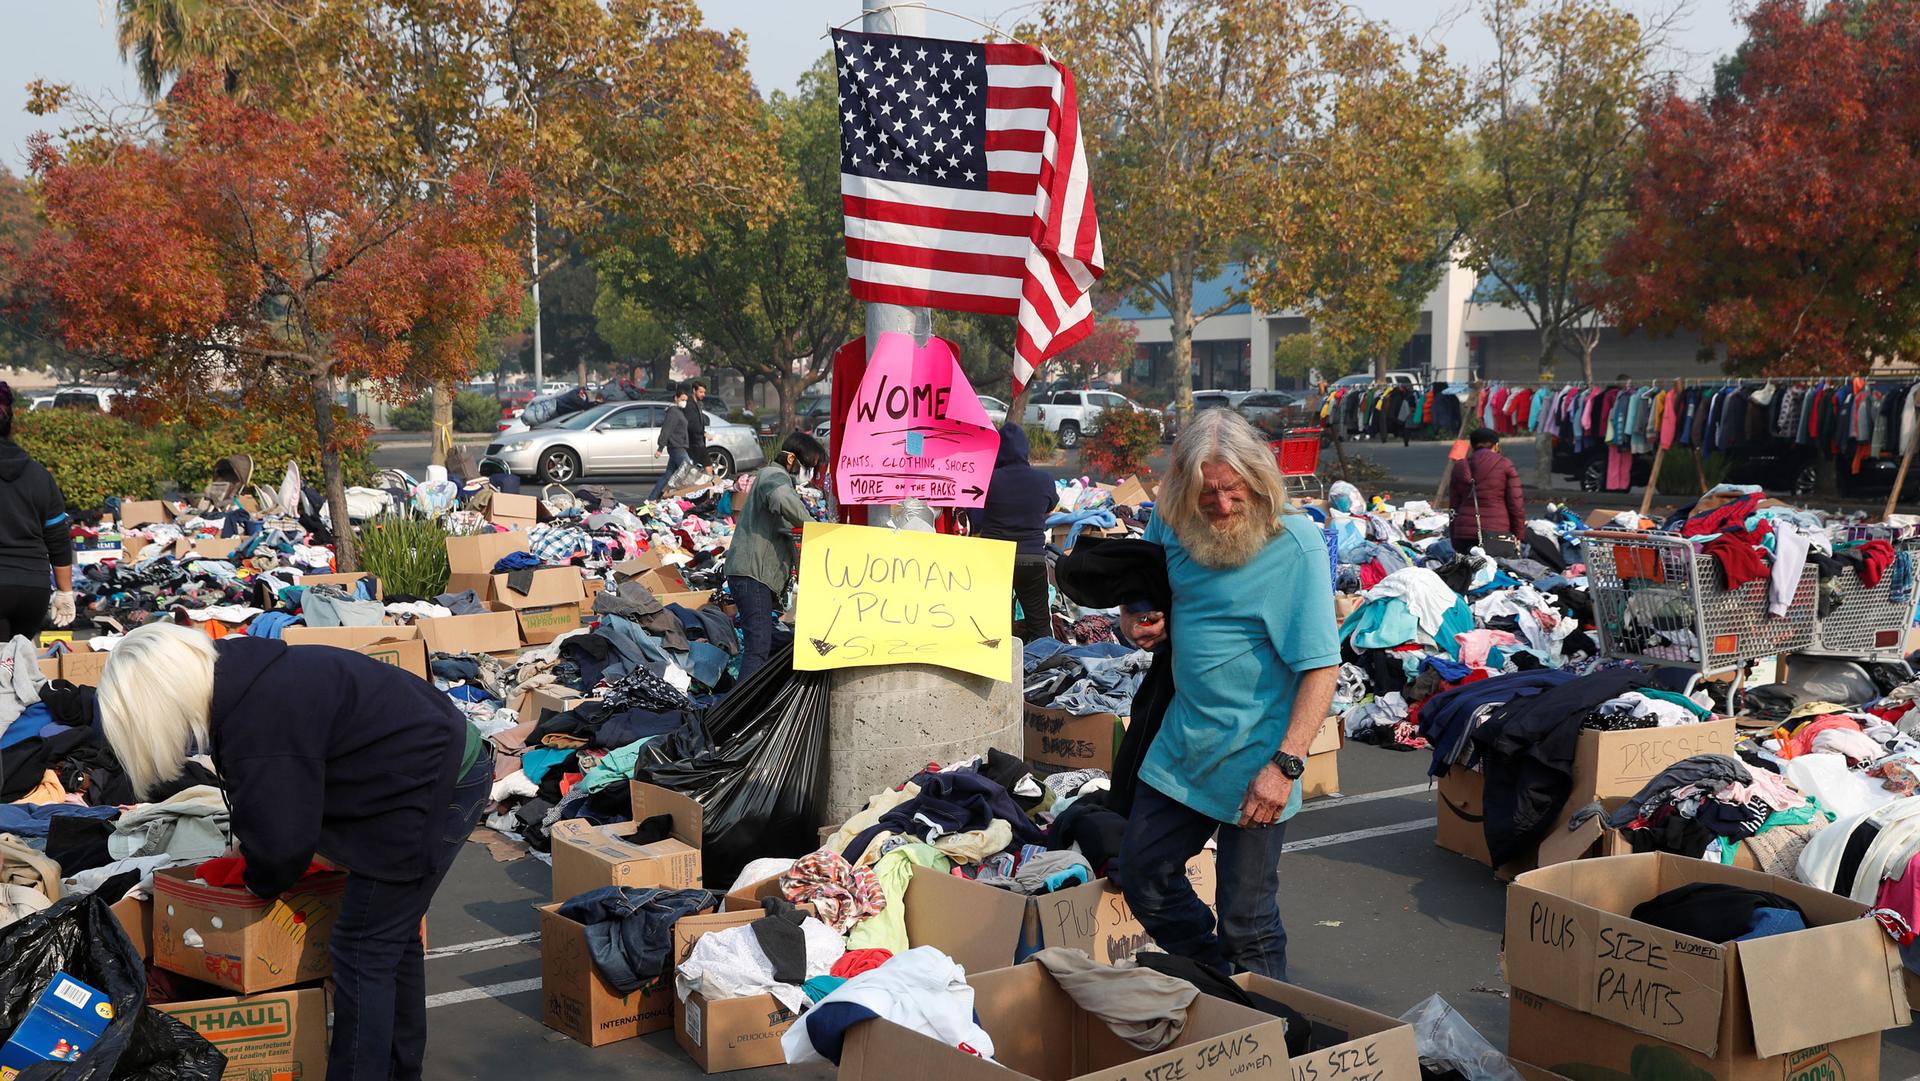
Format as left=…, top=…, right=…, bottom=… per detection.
left=822, top=645, right=1023, bottom=826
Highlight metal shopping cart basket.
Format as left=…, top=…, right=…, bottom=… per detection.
left=1803, top=524, right=1920, bottom=662
left=1584, top=530, right=1818, bottom=695
left=1270, top=428, right=1324, bottom=501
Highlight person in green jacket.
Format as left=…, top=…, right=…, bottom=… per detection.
left=725, top=431, right=826, bottom=680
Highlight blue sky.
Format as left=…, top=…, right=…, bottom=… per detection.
left=1, top=0, right=1748, bottom=173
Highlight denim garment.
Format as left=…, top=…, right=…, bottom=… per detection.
left=1052, top=651, right=1154, bottom=716
left=328, top=746, right=492, bottom=1081
left=596, top=616, right=672, bottom=682
left=556, top=885, right=720, bottom=993
left=648, top=447, right=693, bottom=501
left=730, top=575, right=779, bottom=683
left=1119, top=780, right=1289, bottom=979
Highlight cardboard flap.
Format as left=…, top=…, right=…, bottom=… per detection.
left=1739, top=918, right=1908, bottom=1057
left=1231, top=974, right=1421, bottom=1081
left=842, top=1017, right=1027, bottom=1081
left=902, top=867, right=1028, bottom=977
left=282, top=625, right=420, bottom=649
left=1534, top=814, right=1605, bottom=868
left=630, top=782, right=704, bottom=848
left=491, top=568, right=584, bottom=609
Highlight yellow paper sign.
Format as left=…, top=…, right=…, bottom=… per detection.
left=793, top=523, right=1015, bottom=682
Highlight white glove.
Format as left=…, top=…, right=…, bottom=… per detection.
left=50, top=592, right=76, bottom=628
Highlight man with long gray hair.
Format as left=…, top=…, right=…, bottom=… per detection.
left=1117, top=408, right=1339, bottom=979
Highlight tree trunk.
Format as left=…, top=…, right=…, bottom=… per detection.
left=1372, top=353, right=1387, bottom=380
left=1581, top=340, right=1597, bottom=385
left=1169, top=275, right=1195, bottom=426
left=430, top=380, right=453, bottom=468
left=313, top=370, right=357, bottom=572
left=651, top=355, right=671, bottom=389
left=776, top=367, right=804, bottom=442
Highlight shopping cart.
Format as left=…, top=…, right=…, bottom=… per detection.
left=1270, top=428, right=1325, bottom=501
left=1584, top=530, right=1819, bottom=696
left=1803, top=525, right=1920, bottom=662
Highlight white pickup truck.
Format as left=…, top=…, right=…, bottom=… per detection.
left=1022, top=388, right=1157, bottom=448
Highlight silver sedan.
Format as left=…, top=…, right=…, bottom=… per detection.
left=481, top=402, right=765, bottom=484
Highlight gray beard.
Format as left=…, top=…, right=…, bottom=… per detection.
left=1179, top=512, right=1278, bottom=569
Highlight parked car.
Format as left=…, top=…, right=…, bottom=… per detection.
left=1190, top=390, right=1249, bottom=413
left=1023, top=388, right=1155, bottom=449
left=482, top=401, right=765, bottom=483
left=25, top=394, right=55, bottom=412
left=47, top=387, right=119, bottom=413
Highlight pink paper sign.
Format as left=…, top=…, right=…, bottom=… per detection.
left=835, top=333, right=999, bottom=508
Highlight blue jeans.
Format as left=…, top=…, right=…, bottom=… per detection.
left=328, top=745, right=493, bottom=1081
left=649, top=447, right=693, bottom=500
left=728, top=575, right=778, bottom=684
left=1118, top=779, right=1289, bottom=979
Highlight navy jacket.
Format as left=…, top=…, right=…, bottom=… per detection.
left=0, top=441, right=71, bottom=589
left=209, top=637, right=467, bottom=897
left=973, top=424, right=1056, bottom=557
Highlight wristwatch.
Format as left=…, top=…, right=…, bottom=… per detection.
left=1271, top=751, right=1306, bottom=779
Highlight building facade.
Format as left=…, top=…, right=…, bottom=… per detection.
left=1109, top=261, right=1716, bottom=391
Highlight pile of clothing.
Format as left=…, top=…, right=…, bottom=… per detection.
left=1024, top=639, right=1153, bottom=717
left=1593, top=754, right=1828, bottom=876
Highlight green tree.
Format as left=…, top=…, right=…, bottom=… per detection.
left=1030, top=0, right=1441, bottom=420
left=101, top=0, right=786, bottom=462
left=602, top=57, right=860, bottom=438
left=593, top=286, right=679, bottom=386
left=1245, top=25, right=1468, bottom=379
left=115, top=0, right=237, bottom=98
left=1460, top=0, right=1662, bottom=382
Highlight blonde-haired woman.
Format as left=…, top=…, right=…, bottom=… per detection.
left=1113, top=407, right=1338, bottom=981
left=99, top=623, right=491, bottom=1081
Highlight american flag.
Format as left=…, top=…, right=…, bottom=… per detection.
left=832, top=28, right=1103, bottom=395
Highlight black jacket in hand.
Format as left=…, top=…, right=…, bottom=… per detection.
left=208, top=636, right=468, bottom=898
left=1053, top=537, right=1173, bottom=818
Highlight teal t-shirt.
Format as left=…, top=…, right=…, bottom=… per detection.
left=1139, top=512, right=1342, bottom=825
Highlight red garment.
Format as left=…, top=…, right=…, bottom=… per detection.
left=1679, top=492, right=1767, bottom=538
left=196, top=855, right=329, bottom=890
left=1877, top=851, right=1920, bottom=929
left=831, top=949, right=894, bottom=978
left=1358, top=560, right=1388, bottom=590
left=1854, top=540, right=1895, bottom=587
left=1702, top=535, right=1769, bottom=589
left=1785, top=714, right=1865, bottom=759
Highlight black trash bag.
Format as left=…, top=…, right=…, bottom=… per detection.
left=0, top=892, right=225, bottom=1081
left=633, top=645, right=828, bottom=885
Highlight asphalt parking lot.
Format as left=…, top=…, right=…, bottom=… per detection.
left=416, top=738, right=1920, bottom=1080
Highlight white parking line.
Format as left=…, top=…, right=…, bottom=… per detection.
left=424, top=931, right=540, bottom=960
left=426, top=978, right=544, bottom=1009
left=1283, top=819, right=1430, bottom=852
left=1299, top=783, right=1431, bottom=812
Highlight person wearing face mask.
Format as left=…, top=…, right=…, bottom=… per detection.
left=724, top=431, right=827, bottom=681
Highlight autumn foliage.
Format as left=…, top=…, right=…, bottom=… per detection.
left=10, top=73, right=526, bottom=566
left=1602, top=0, right=1920, bottom=375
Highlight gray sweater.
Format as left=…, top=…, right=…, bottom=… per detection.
left=657, top=405, right=690, bottom=451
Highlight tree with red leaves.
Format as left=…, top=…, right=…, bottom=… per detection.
left=11, top=74, right=526, bottom=569
left=1045, top=315, right=1139, bottom=389
left=1603, top=0, right=1920, bottom=375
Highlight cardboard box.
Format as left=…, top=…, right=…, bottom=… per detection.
left=1585, top=507, right=1640, bottom=529
left=549, top=782, right=703, bottom=904
left=119, top=500, right=174, bottom=527
left=154, top=866, right=347, bottom=993
left=0, top=972, right=114, bottom=1077
left=59, top=647, right=107, bottom=688
left=1437, top=718, right=1738, bottom=871
left=839, top=961, right=1290, bottom=1081
left=1110, top=474, right=1155, bottom=507
left=281, top=624, right=420, bottom=651
left=1022, top=703, right=1123, bottom=774
left=672, top=910, right=802, bottom=1073
left=301, top=571, right=382, bottom=601
left=157, top=987, right=329, bottom=1081
left=445, top=532, right=531, bottom=599
left=177, top=536, right=244, bottom=561
left=1303, top=714, right=1342, bottom=799
left=418, top=609, right=523, bottom=656
left=34, top=657, right=59, bottom=682
left=111, top=895, right=152, bottom=962
left=538, top=903, right=681, bottom=1046
left=1029, top=850, right=1216, bottom=963
left=1232, top=973, right=1423, bottom=1081
left=655, top=591, right=713, bottom=611
left=1504, top=853, right=1908, bottom=1063
left=486, top=492, right=542, bottom=531
left=492, top=568, right=587, bottom=645
left=517, top=685, right=586, bottom=725
left=354, top=635, right=428, bottom=680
